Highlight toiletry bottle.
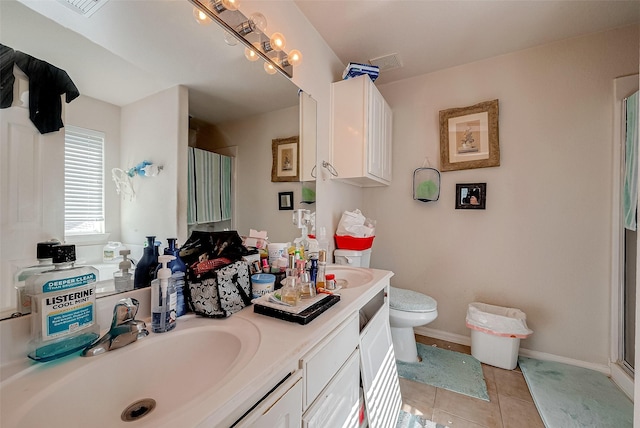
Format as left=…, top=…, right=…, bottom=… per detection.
left=164, top=238, right=187, bottom=317
left=134, top=235, right=158, bottom=289
left=280, top=275, right=299, bottom=306
left=14, top=239, right=60, bottom=314
left=25, top=244, right=100, bottom=362
left=316, top=249, right=327, bottom=290
left=298, top=259, right=315, bottom=299
left=151, top=255, right=177, bottom=333
left=113, top=249, right=134, bottom=292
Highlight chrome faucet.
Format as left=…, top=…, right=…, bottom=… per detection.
left=82, top=297, right=149, bottom=357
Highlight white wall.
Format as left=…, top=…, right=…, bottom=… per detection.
left=364, top=25, right=639, bottom=365
left=213, top=105, right=305, bottom=242
left=120, top=86, right=189, bottom=250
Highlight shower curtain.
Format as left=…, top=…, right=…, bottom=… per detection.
left=623, top=91, right=638, bottom=231
left=187, top=147, right=232, bottom=225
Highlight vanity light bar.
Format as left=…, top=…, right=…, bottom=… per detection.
left=188, top=0, right=294, bottom=78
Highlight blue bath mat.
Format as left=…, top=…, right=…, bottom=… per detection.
left=519, top=356, right=633, bottom=428
left=396, top=410, right=448, bottom=428
left=396, top=343, right=489, bottom=401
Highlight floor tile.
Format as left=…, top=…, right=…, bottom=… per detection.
left=399, top=377, right=436, bottom=419
left=432, top=408, right=489, bottom=428
left=492, top=367, right=534, bottom=402
left=434, top=385, right=503, bottom=428
left=415, top=335, right=471, bottom=355
left=498, top=395, right=545, bottom=428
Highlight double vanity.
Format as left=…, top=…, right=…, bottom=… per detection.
left=0, top=266, right=400, bottom=428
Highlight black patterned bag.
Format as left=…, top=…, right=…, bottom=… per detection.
left=187, top=260, right=252, bottom=318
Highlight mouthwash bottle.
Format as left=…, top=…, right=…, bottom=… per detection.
left=14, top=239, right=60, bottom=314
left=26, top=244, right=100, bottom=362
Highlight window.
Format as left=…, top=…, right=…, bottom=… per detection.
left=64, top=125, right=105, bottom=235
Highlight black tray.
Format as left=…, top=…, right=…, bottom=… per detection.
left=253, top=294, right=340, bottom=325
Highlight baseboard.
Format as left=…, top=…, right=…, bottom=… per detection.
left=414, top=326, right=611, bottom=375
left=610, top=363, right=634, bottom=400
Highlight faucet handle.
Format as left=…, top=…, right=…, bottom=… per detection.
left=112, top=298, right=140, bottom=328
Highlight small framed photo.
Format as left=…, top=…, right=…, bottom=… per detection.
left=440, top=99, right=500, bottom=172
left=278, top=191, right=294, bottom=210
left=455, top=183, right=486, bottom=210
left=271, top=136, right=299, bottom=182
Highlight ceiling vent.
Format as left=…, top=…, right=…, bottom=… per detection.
left=57, top=0, right=110, bottom=17
left=369, top=53, right=403, bottom=72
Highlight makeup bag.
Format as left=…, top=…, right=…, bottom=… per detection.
left=187, top=260, right=252, bottom=318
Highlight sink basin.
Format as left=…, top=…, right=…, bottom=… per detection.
left=326, top=265, right=374, bottom=288
left=1, top=316, right=260, bottom=427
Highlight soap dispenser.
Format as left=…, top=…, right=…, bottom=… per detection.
left=151, top=255, right=177, bottom=333
left=113, top=249, right=134, bottom=292
left=164, top=238, right=187, bottom=317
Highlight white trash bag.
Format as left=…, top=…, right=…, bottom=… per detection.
left=465, top=302, right=533, bottom=339
left=336, top=209, right=376, bottom=237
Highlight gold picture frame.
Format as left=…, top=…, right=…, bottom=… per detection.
left=271, top=136, right=299, bottom=182
left=439, top=99, right=500, bottom=172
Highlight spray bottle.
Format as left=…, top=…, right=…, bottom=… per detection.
left=151, top=255, right=176, bottom=333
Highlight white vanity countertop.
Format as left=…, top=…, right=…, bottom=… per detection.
left=0, top=267, right=393, bottom=428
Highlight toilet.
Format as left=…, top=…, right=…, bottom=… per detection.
left=333, top=249, right=438, bottom=362
left=389, top=287, right=438, bottom=362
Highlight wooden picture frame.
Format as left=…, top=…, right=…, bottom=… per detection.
left=439, top=100, right=500, bottom=172
left=455, top=183, right=487, bottom=210
left=271, top=136, right=299, bottom=182
left=278, top=191, right=294, bottom=210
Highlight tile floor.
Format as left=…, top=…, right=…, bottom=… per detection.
left=400, top=335, right=545, bottom=428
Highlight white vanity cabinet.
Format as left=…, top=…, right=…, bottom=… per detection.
left=331, top=74, right=392, bottom=187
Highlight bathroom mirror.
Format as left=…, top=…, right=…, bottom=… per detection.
left=0, top=0, right=316, bottom=318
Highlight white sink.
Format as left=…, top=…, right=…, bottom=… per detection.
left=326, top=265, right=374, bottom=288
left=0, top=316, right=260, bottom=427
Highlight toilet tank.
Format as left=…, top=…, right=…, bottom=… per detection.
left=333, top=249, right=372, bottom=268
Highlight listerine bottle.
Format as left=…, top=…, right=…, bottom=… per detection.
left=14, top=239, right=60, bottom=314
left=25, top=244, right=100, bottom=362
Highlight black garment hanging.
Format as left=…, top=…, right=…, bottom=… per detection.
left=0, top=44, right=16, bottom=109
left=14, top=50, right=80, bottom=134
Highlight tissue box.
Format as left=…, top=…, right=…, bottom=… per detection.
left=342, top=62, right=379, bottom=82
left=335, top=234, right=375, bottom=250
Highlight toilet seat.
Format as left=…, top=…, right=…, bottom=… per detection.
left=389, top=287, right=437, bottom=313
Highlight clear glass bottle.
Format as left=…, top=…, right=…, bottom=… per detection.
left=26, top=244, right=100, bottom=362
left=298, top=260, right=315, bottom=299
left=316, top=249, right=327, bottom=290
left=279, top=269, right=300, bottom=306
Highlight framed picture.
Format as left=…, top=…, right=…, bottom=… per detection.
left=271, top=136, right=299, bottom=182
left=439, top=99, right=500, bottom=172
left=455, top=183, right=486, bottom=210
left=278, top=191, right=294, bottom=210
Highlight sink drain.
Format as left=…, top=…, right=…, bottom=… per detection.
left=121, top=398, right=156, bottom=422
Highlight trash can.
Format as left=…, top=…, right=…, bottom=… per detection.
left=465, top=302, right=533, bottom=370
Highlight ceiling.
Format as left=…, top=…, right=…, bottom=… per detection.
left=2, top=1, right=638, bottom=124
left=294, top=0, right=640, bottom=85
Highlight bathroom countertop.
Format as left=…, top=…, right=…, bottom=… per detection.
left=0, top=266, right=393, bottom=428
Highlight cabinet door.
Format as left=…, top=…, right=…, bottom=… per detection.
left=367, top=85, right=385, bottom=180
left=235, top=372, right=303, bottom=428
left=359, top=304, right=402, bottom=428
left=381, top=102, right=393, bottom=182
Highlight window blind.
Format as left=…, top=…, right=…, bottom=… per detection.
left=64, top=125, right=105, bottom=234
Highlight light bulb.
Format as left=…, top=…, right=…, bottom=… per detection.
left=193, top=7, right=211, bottom=25
left=264, top=62, right=277, bottom=75
left=269, top=32, right=286, bottom=52
left=223, top=31, right=238, bottom=46
left=285, top=49, right=302, bottom=67
left=249, top=13, right=267, bottom=32
left=244, top=43, right=260, bottom=61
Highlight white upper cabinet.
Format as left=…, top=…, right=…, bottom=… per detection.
left=330, top=75, right=392, bottom=187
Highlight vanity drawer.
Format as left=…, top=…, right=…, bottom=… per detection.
left=301, top=313, right=359, bottom=409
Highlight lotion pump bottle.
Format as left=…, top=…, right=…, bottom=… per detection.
left=151, top=255, right=176, bottom=333
left=113, top=249, right=134, bottom=292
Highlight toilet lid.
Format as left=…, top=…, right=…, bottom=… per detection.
left=389, top=287, right=437, bottom=312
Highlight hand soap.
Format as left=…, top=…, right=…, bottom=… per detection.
left=151, top=255, right=177, bottom=333
left=164, top=238, right=187, bottom=317
left=113, top=249, right=134, bottom=292
left=26, top=244, right=100, bottom=362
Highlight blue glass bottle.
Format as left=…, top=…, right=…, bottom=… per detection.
left=134, top=236, right=158, bottom=289
left=164, top=238, right=188, bottom=317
